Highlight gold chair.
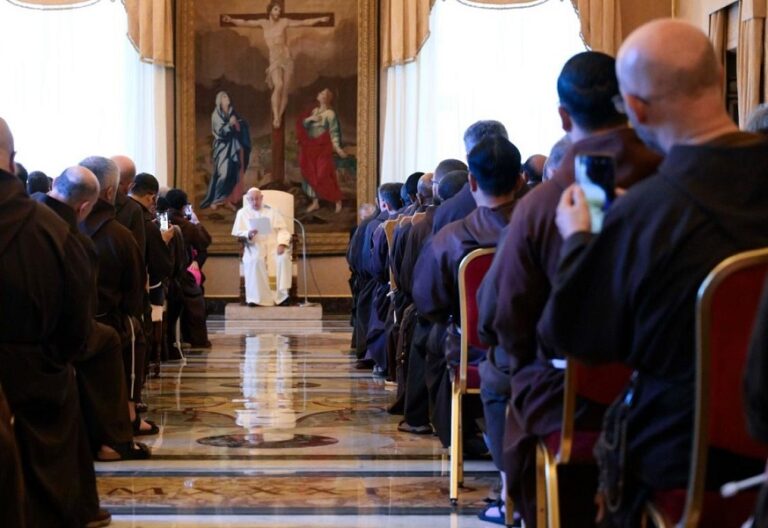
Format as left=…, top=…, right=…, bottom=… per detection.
left=647, top=247, right=768, bottom=527
left=450, top=248, right=496, bottom=505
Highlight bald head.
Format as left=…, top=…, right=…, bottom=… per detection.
left=80, top=156, right=119, bottom=204
left=522, top=155, right=546, bottom=186
left=111, top=155, right=136, bottom=194
left=50, top=166, right=101, bottom=221
left=417, top=173, right=434, bottom=202
left=617, top=19, right=734, bottom=152
left=617, top=19, right=720, bottom=101
left=0, top=118, right=15, bottom=174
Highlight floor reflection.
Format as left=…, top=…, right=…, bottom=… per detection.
left=98, top=319, right=495, bottom=526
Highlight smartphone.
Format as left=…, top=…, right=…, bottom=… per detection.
left=184, top=204, right=193, bottom=221
left=158, top=211, right=169, bottom=232
left=574, top=153, right=616, bottom=233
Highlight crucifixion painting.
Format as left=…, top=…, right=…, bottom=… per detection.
left=221, top=2, right=334, bottom=130
left=191, top=0, right=360, bottom=252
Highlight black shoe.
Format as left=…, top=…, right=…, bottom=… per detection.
left=247, top=302, right=257, bottom=307
left=463, top=435, right=491, bottom=460
left=277, top=298, right=291, bottom=306
left=354, top=359, right=375, bottom=370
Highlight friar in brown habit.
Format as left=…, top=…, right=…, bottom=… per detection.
left=112, top=154, right=146, bottom=260
left=0, top=117, right=105, bottom=526
left=79, top=156, right=157, bottom=437
left=35, top=166, right=150, bottom=461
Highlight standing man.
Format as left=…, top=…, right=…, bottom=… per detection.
left=79, top=156, right=155, bottom=437
left=0, top=117, right=107, bottom=527
left=232, top=187, right=292, bottom=307
left=111, top=154, right=146, bottom=260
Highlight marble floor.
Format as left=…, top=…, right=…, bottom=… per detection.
left=100, top=316, right=497, bottom=527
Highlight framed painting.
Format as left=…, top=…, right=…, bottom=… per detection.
left=175, top=0, right=378, bottom=254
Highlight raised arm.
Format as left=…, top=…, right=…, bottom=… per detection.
left=287, top=16, right=330, bottom=28
left=222, top=15, right=266, bottom=28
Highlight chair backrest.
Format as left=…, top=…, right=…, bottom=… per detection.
left=261, top=190, right=295, bottom=235
left=457, top=248, right=495, bottom=390
left=558, top=360, right=632, bottom=463
left=683, top=247, right=768, bottom=526
left=382, top=220, right=398, bottom=290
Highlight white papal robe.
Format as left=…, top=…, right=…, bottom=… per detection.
left=231, top=204, right=292, bottom=306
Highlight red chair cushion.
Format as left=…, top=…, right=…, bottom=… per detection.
left=543, top=429, right=602, bottom=463
left=462, top=253, right=494, bottom=349
left=451, top=364, right=481, bottom=390
left=652, top=489, right=759, bottom=527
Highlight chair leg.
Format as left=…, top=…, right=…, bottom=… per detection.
left=504, top=479, right=516, bottom=527
left=543, top=447, right=560, bottom=528
left=449, top=380, right=461, bottom=506
left=536, top=442, right=548, bottom=527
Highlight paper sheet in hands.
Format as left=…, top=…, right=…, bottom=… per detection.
left=248, top=217, right=272, bottom=235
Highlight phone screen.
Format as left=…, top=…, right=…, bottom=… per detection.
left=158, top=212, right=169, bottom=232
left=574, top=153, right=616, bottom=233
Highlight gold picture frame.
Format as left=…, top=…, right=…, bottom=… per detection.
left=175, top=0, right=378, bottom=255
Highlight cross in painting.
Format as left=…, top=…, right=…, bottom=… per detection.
left=221, top=1, right=335, bottom=183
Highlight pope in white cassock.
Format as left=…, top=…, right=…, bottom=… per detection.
left=231, top=187, right=292, bottom=306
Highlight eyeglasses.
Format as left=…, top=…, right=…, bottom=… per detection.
left=612, top=93, right=653, bottom=115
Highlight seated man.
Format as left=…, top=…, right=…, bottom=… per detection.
left=539, top=19, right=768, bottom=525
left=232, top=187, right=292, bottom=307
left=413, top=134, right=525, bottom=448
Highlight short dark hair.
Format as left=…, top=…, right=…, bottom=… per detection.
left=404, top=171, right=423, bottom=199
left=156, top=196, right=170, bottom=213
left=165, top=188, right=189, bottom=211
left=27, top=171, right=50, bottom=194
left=467, top=135, right=521, bottom=196
left=434, top=159, right=467, bottom=184
left=131, top=172, right=160, bottom=197
left=378, top=182, right=404, bottom=211
left=557, top=51, right=626, bottom=131
left=15, top=162, right=27, bottom=186
left=438, top=170, right=468, bottom=201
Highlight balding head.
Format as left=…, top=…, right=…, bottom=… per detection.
left=50, top=166, right=101, bottom=221
left=417, top=173, right=434, bottom=204
left=0, top=118, right=15, bottom=174
left=616, top=19, right=734, bottom=152
left=522, top=155, right=547, bottom=186
left=111, top=155, right=136, bottom=194
left=79, top=156, right=119, bottom=204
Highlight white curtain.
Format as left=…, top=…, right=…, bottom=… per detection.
left=380, top=0, right=586, bottom=183
left=0, top=0, right=162, bottom=182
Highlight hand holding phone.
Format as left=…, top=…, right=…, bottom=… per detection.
left=574, top=153, right=616, bottom=233
left=158, top=211, right=169, bottom=232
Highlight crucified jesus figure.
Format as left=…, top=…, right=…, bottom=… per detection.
left=223, top=2, right=330, bottom=129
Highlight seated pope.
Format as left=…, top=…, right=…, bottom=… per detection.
left=231, top=187, right=292, bottom=306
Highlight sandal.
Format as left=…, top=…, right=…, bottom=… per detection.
left=477, top=499, right=521, bottom=527
left=132, top=416, right=160, bottom=436
left=135, top=402, right=148, bottom=414
left=96, top=441, right=151, bottom=462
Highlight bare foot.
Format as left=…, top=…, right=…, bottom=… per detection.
left=334, top=201, right=343, bottom=213
left=97, top=445, right=121, bottom=461
left=306, top=199, right=320, bottom=213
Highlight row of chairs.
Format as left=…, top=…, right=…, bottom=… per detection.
left=451, top=246, right=768, bottom=527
